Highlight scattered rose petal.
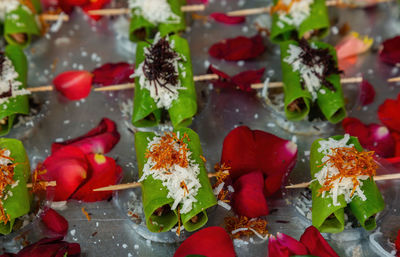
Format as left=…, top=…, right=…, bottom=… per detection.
left=395, top=229, right=400, bottom=256
left=81, top=0, right=111, bottom=21
left=268, top=235, right=291, bottom=257
left=300, top=226, right=339, bottom=257
left=378, top=94, right=400, bottom=133
left=380, top=36, right=400, bottom=66
left=52, top=118, right=120, bottom=155
left=173, top=227, right=236, bottom=257
left=40, top=146, right=88, bottom=201
left=276, top=232, right=309, bottom=256
left=207, top=65, right=265, bottom=92
left=210, top=13, right=245, bottom=24
left=232, top=171, right=269, bottom=218
left=16, top=237, right=80, bottom=257
left=209, top=34, right=265, bottom=61
left=336, top=32, right=373, bottom=60
left=53, top=70, right=93, bottom=100
left=391, top=131, right=400, bottom=157
left=41, top=208, right=69, bottom=237
left=221, top=126, right=297, bottom=196
left=71, top=154, right=122, bottom=202
left=92, top=62, right=135, bottom=86
left=359, top=79, right=376, bottom=106
left=342, top=117, right=395, bottom=157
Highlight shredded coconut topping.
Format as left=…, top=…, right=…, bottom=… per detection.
left=0, top=54, right=30, bottom=105
left=271, top=0, right=314, bottom=27
left=129, top=0, right=180, bottom=25
left=139, top=132, right=201, bottom=214
left=0, top=0, right=20, bottom=21
left=132, top=34, right=185, bottom=109
left=315, top=135, right=377, bottom=206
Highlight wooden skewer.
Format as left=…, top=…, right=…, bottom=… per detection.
left=87, top=4, right=205, bottom=16
left=40, top=14, right=69, bottom=22
left=285, top=173, right=400, bottom=189
left=26, top=181, right=57, bottom=188
left=227, top=0, right=393, bottom=16
left=93, top=172, right=217, bottom=192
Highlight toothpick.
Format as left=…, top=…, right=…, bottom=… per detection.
left=40, top=14, right=69, bottom=22
left=285, top=173, right=400, bottom=189
left=87, top=4, right=206, bottom=16
left=26, top=181, right=57, bottom=188
left=93, top=172, right=217, bottom=192
left=227, top=0, right=394, bottom=16
left=27, top=85, right=53, bottom=92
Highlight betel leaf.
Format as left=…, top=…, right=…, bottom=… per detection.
left=0, top=45, right=29, bottom=136
left=4, top=5, right=40, bottom=48
left=0, top=138, right=31, bottom=235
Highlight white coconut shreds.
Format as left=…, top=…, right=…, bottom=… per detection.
left=0, top=56, right=30, bottom=105
left=139, top=132, right=201, bottom=214
left=314, top=134, right=369, bottom=206
left=275, top=0, right=314, bottom=27
left=131, top=34, right=185, bottom=109
left=128, top=0, right=180, bottom=25
left=0, top=0, right=20, bottom=21
left=283, top=43, right=323, bottom=101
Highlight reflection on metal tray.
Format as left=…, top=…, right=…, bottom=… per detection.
left=1, top=0, right=400, bottom=256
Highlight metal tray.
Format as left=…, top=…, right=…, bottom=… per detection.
left=2, top=0, right=400, bottom=256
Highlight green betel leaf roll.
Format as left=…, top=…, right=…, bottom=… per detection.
left=129, top=0, right=186, bottom=42
left=270, top=0, right=329, bottom=43
left=4, top=3, right=41, bottom=48
left=0, top=45, right=29, bottom=136
left=0, top=138, right=31, bottom=235
left=135, top=128, right=216, bottom=233
left=280, top=40, right=346, bottom=123
left=310, top=135, right=385, bottom=233
left=132, top=34, right=196, bottom=128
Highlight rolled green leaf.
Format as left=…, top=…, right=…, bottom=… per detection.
left=310, top=138, right=346, bottom=233
left=0, top=138, right=31, bottom=235
left=0, top=45, right=29, bottom=136
left=310, top=135, right=385, bottom=233
left=270, top=0, right=329, bottom=43
left=4, top=4, right=41, bottom=48
left=280, top=41, right=346, bottom=123
left=132, top=35, right=196, bottom=128
left=280, top=40, right=312, bottom=121
left=129, top=0, right=186, bottom=42
left=135, top=128, right=216, bottom=233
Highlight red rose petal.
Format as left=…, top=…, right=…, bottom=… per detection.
left=231, top=68, right=265, bottom=92
left=71, top=154, right=122, bottom=202
left=359, top=79, right=375, bottom=106
left=53, top=70, right=93, bottom=100
left=391, top=131, right=400, bottom=157
left=173, top=227, right=236, bottom=257
left=209, top=34, right=265, bottom=61
left=276, top=232, right=309, bottom=255
left=380, top=36, right=400, bottom=66
left=17, top=237, right=81, bottom=257
left=41, top=208, right=69, bottom=236
left=395, top=229, right=400, bottom=256
left=81, top=0, right=111, bottom=21
left=300, top=226, right=339, bottom=257
left=40, top=146, right=88, bottom=201
left=210, top=12, right=245, bottom=24
left=92, top=62, right=135, bottom=86
left=232, top=171, right=269, bottom=218
left=378, top=94, right=400, bottom=133
left=253, top=130, right=298, bottom=195
left=52, top=118, right=120, bottom=154
left=268, top=235, right=291, bottom=257
left=342, top=117, right=395, bottom=157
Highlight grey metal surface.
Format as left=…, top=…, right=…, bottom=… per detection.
left=1, top=0, right=400, bottom=256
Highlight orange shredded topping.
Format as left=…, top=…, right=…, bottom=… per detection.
left=145, top=132, right=190, bottom=171
left=200, top=155, right=206, bottom=163
left=81, top=207, right=91, bottom=221
left=225, top=216, right=268, bottom=239
left=176, top=206, right=181, bottom=236
left=212, top=163, right=231, bottom=202
left=0, top=148, right=16, bottom=224
left=270, top=0, right=302, bottom=14
left=31, top=164, right=48, bottom=193
left=180, top=181, right=189, bottom=196
left=318, top=146, right=377, bottom=197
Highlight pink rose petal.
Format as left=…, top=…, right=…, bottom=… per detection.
left=210, top=12, right=245, bottom=24
left=300, top=226, right=339, bottom=257
left=359, top=79, right=376, bottom=106
left=276, top=232, right=309, bottom=255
